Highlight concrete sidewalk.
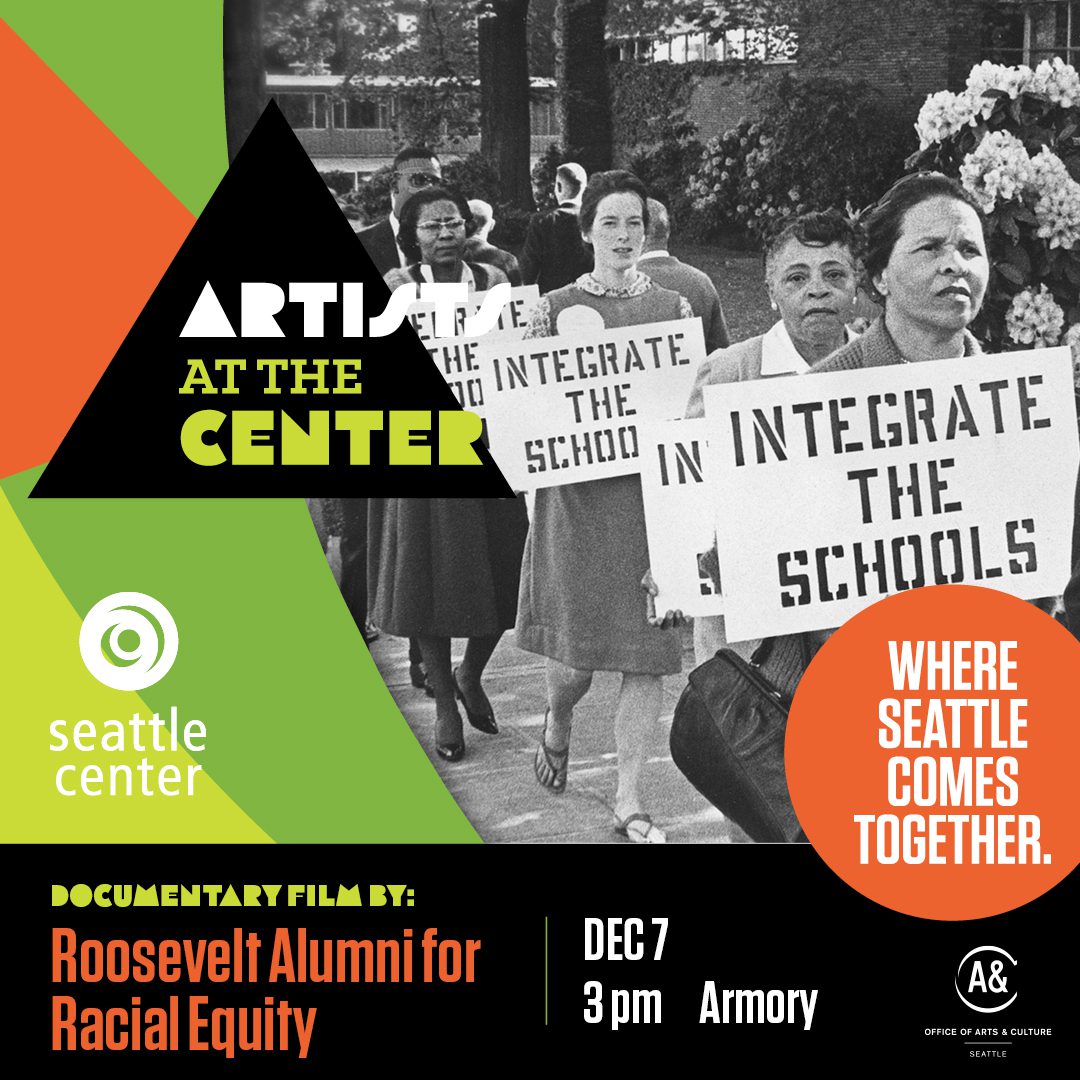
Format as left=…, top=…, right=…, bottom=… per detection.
left=369, top=629, right=745, bottom=844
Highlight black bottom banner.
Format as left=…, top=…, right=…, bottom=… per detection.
left=6, top=844, right=1073, bottom=1068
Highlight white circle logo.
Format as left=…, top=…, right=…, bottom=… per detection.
left=955, top=946, right=1018, bottom=1013
left=79, top=592, right=179, bottom=691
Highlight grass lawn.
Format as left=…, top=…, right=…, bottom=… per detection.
left=669, top=240, right=774, bottom=345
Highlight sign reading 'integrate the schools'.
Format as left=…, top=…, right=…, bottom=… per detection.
left=703, top=348, right=1079, bottom=642
left=409, top=285, right=538, bottom=415
left=475, top=318, right=705, bottom=489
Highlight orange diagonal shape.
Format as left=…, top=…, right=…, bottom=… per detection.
left=0, top=20, right=195, bottom=478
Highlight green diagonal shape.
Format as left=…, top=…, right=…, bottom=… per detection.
left=0, top=0, right=226, bottom=214
left=4, top=468, right=480, bottom=842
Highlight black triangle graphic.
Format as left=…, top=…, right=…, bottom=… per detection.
left=32, top=101, right=512, bottom=497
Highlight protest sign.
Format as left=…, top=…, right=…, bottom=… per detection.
left=702, top=348, right=1079, bottom=642
left=477, top=318, right=705, bottom=489
left=638, top=418, right=724, bottom=616
left=408, top=285, right=538, bottom=415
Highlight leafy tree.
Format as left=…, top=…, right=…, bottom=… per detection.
left=263, top=0, right=478, bottom=145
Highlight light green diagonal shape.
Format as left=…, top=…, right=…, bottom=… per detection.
left=0, top=487, right=271, bottom=843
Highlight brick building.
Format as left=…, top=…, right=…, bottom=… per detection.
left=612, top=1, right=1079, bottom=150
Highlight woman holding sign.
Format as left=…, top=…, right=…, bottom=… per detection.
left=369, top=186, right=524, bottom=762
left=517, top=170, right=694, bottom=844
left=684, top=210, right=862, bottom=665
left=758, top=172, right=991, bottom=697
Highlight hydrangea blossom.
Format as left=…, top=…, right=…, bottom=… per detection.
left=1005, top=284, right=1066, bottom=347
left=915, top=90, right=980, bottom=150
left=1029, top=57, right=1080, bottom=108
left=959, top=131, right=1032, bottom=213
left=1029, top=148, right=1080, bottom=249
left=917, top=60, right=1080, bottom=148
left=966, top=60, right=1029, bottom=101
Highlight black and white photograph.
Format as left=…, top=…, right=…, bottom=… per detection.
left=225, top=0, right=1080, bottom=845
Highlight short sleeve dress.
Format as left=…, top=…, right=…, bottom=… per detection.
left=514, top=273, right=694, bottom=675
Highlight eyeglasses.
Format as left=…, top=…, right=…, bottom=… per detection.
left=398, top=172, right=441, bottom=188
left=416, top=218, right=466, bottom=235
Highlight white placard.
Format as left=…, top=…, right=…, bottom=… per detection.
left=638, top=417, right=724, bottom=616
left=476, top=317, right=705, bottom=489
left=408, top=285, right=539, bottom=415
left=703, top=348, right=1079, bottom=641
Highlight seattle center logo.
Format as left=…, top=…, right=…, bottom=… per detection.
left=79, top=592, right=179, bottom=691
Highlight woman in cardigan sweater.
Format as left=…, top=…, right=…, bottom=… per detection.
left=684, top=211, right=861, bottom=664
left=685, top=210, right=861, bottom=419
left=760, top=172, right=990, bottom=697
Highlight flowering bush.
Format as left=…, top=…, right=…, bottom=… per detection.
left=686, top=76, right=909, bottom=243
left=908, top=59, right=1080, bottom=375
left=1005, top=284, right=1066, bottom=347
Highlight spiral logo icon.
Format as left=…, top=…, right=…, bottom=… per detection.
left=79, top=592, right=179, bottom=691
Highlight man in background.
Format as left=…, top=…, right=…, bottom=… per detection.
left=520, top=162, right=591, bottom=293
left=640, top=198, right=730, bottom=354
left=464, top=199, right=522, bottom=285
left=357, top=146, right=442, bottom=274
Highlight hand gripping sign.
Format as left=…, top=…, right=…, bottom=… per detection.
left=638, top=417, right=725, bottom=618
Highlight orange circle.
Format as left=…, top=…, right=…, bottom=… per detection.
left=786, top=585, right=1080, bottom=920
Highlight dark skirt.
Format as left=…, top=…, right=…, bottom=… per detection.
left=367, top=497, right=529, bottom=638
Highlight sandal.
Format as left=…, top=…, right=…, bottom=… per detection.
left=534, top=710, right=569, bottom=793
left=614, top=812, right=667, bottom=845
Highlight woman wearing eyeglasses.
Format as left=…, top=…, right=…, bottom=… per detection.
left=383, top=187, right=510, bottom=290
left=368, top=186, right=525, bottom=764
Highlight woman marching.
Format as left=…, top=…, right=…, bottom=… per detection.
left=367, top=187, right=526, bottom=762
left=684, top=209, right=862, bottom=665
left=517, top=170, right=694, bottom=844
left=759, top=171, right=992, bottom=698
left=383, top=185, right=510, bottom=290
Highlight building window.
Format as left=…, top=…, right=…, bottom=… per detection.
left=988, top=2, right=1080, bottom=66
left=274, top=93, right=314, bottom=129
left=1030, top=0, right=1080, bottom=63
left=616, top=22, right=797, bottom=65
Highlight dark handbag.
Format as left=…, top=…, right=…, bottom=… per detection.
left=669, top=639, right=808, bottom=844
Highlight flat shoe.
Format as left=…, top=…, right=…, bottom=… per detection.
left=453, top=667, right=498, bottom=735
left=614, top=813, right=666, bottom=844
